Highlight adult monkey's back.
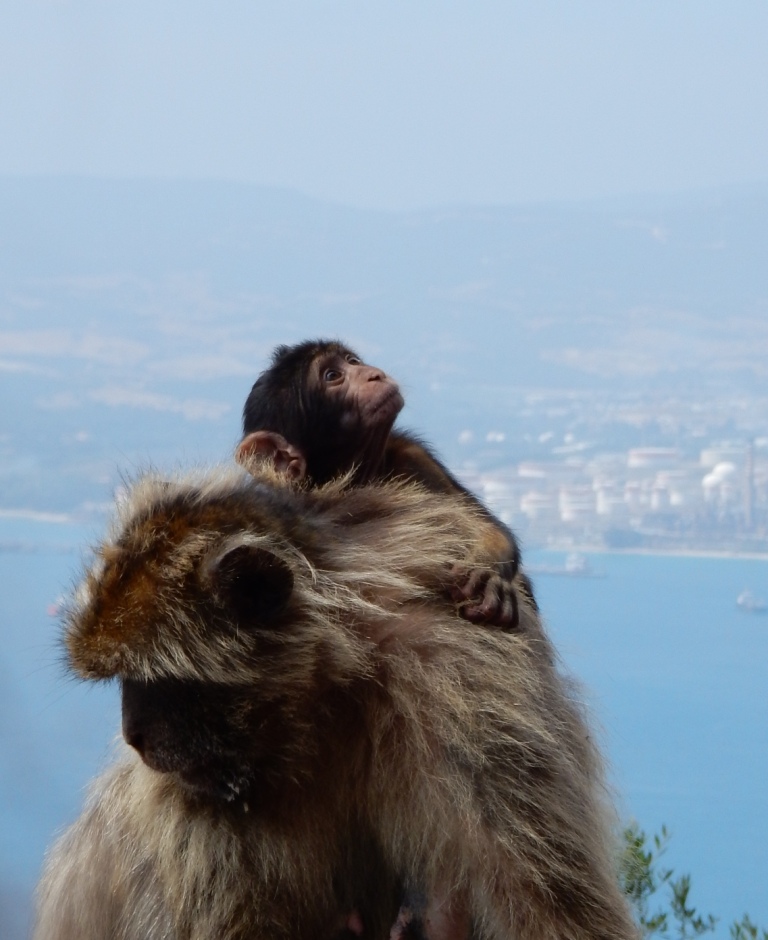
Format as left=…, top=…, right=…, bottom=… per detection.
left=34, top=467, right=637, bottom=940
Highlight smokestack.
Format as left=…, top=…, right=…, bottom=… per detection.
left=745, top=440, right=755, bottom=530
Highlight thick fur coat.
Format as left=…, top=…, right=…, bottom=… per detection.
left=34, top=467, right=637, bottom=940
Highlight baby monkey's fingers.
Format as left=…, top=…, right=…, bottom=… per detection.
left=449, top=565, right=519, bottom=631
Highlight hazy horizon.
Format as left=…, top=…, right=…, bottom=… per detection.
left=2, top=1, right=767, bottom=211
left=4, top=170, right=768, bottom=214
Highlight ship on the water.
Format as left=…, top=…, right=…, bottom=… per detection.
left=736, top=589, right=767, bottom=613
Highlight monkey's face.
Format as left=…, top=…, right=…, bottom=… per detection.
left=103, top=525, right=336, bottom=809
left=119, top=675, right=302, bottom=807
left=77, top=532, right=300, bottom=805
left=310, top=347, right=404, bottom=435
left=121, top=676, right=262, bottom=804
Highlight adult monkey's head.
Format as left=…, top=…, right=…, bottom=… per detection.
left=239, top=340, right=404, bottom=485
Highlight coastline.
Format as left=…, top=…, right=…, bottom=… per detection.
left=529, top=544, right=768, bottom=562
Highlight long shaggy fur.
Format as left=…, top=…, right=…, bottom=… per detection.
left=34, top=466, right=638, bottom=940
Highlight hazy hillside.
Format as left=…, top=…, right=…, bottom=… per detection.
left=1, top=176, right=767, bottom=514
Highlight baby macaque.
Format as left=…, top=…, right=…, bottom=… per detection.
left=238, top=339, right=535, bottom=629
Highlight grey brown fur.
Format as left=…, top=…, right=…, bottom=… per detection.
left=34, top=467, right=638, bottom=940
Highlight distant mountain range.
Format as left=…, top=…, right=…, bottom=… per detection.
left=1, top=176, right=766, bottom=512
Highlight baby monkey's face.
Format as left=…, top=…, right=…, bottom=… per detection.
left=310, top=347, right=404, bottom=432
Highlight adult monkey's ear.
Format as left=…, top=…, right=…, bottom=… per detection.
left=202, top=535, right=295, bottom=623
left=236, top=431, right=308, bottom=481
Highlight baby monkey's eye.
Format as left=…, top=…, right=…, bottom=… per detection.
left=324, top=368, right=342, bottom=382
left=345, top=354, right=361, bottom=365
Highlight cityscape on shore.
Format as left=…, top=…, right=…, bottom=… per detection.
left=457, top=389, right=768, bottom=558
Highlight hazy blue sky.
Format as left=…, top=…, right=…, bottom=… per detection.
left=2, top=1, right=767, bottom=209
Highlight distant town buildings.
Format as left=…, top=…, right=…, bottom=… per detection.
left=457, top=391, right=768, bottom=554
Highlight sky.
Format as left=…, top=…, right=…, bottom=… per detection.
left=1, top=1, right=767, bottom=210
left=0, top=0, right=768, bottom=209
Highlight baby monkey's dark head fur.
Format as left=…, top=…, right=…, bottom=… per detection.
left=242, top=339, right=404, bottom=485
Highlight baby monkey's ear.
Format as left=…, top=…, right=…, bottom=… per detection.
left=236, top=430, right=308, bottom=481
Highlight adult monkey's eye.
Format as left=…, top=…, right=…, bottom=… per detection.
left=324, top=368, right=342, bottom=381
left=345, top=354, right=361, bottom=365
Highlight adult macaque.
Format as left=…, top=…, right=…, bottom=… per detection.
left=237, top=340, right=532, bottom=630
left=34, top=466, right=637, bottom=940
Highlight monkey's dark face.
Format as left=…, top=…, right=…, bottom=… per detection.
left=121, top=677, right=260, bottom=804
left=94, top=533, right=305, bottom=806
left=309, top=348, right=404, bottom=435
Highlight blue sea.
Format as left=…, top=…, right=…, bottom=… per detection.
left=1, top=517, right=766, bottom=937
left=529, top=548, right=768, bottom=933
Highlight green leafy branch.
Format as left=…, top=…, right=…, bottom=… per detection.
left=619, top=823, right=766, bottom=940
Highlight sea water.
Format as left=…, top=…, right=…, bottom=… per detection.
left=529, top=548, right=768, bottom=932
left=0, top=517, right=120, bottom=938
left=1, top=522, right=766, bottom=936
